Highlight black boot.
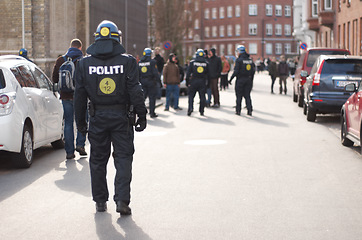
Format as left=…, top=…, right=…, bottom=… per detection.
left=116, top=201, right=132, bottom=215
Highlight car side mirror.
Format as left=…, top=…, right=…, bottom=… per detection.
left=345, top=83, right=357, bottom=92
left=300, top=70, right=308, bottom=78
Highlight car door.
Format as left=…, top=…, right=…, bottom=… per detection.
left=16, top=65, right=48, bottom=144
left=346, top=83, right=362, bottom=137
left=28, top=64, right=63, bottom=141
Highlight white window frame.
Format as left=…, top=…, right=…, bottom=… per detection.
left=219, top=25, right=225, bottom=37
left=195, top=1, right=199, bottom=11
left=249, top=4, right=258, bottom=16
left=285, top=43, right=291, bottom=54
left=212, top=8, right=217, bottom=19
left=220, top=44, right=225, bottom=55
left=227, top=25, right=233, bottom=37
left=284, top=24, right=291, bottom=36
left=188, top=29, right=193, bottom=39
left=266, top=24, right=273, bottom=36
left=312, top=0, right=318, bottom=17
left=194, top=19, right=199, bottom=29
left=266, top=43, right=273, bottom=55
left=275, top=5, right=282, bottom=16
left=235, top=5, right=241, bottom=17
left=275, top=43, right=282, bottom=55
left=204, top=9, right=210, bottom=19
left=266, top=4, right=273, bottom=16
left=219, top=7, right=225, bottom=19
left=249, top=43, right=257, bottom=55
left=204, top=27, right=210, bottom=38
left=212, top=26, right=217, bottom=37
left=275, top=24, right=282, bottom=36
left=227, top=6, right=233, bottom=18
left=227, top=44, right=233, bottom=55
left=235, top=24, right=241, bottom=36
left=248, top=24, right=257, bottom=35
left=325, top=0, right=332, bottom=10
left=285, top=5, right=291, bottom=17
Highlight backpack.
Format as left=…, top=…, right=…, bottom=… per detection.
left=58, top=55, right=81, bottom=93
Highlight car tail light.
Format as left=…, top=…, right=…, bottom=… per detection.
left=0, top=92, right=16, bottom=116
left=312, top=60, right=325, bottom=86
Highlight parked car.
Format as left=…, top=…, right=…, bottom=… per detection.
left=0, top=55, right=64, bottom=168
left=160, top=73, right=188, bottom=96
left=341, top=83, right=362, bottom=153
left=293, top=48, right=350, bottom=107
left=303, top=55, right=362, bottom=122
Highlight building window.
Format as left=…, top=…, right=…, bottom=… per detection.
left=312, top=0, right=318, bottom=17
left=235, top=24, right=241, bottom=36
left=227, top=6, right=233, bottom=18
left=275, top=24, right=282, bottom=35
left=266, top=24, right=273, bottom=36
left=275, top=5, right=282, bottom=16
left=219, top=7, right=225, bottom=19
left=285, top=43, right=291, bottom=54
left=204, top=9, right=210, bottom=19
left=284, top=24, right=291, bottom=35
left=195, top=1, right=199, bottom=11
left=219, top=25, right=225, bottom=37
left=204, top=27, right=210, bottom=38
left=212, top=26, right=217, bottom=37
left=325, top=0, right=332, bottom=10
left=212, top=8, right=217, bottom=19
left=188, top=46, right=192, bottom=57
left=188, top=29, right=193, bottom=39
left=249, top=4, right=258, bottom=16
left=227, top=25, right=233, bottom=36
left=266, top=43, right=273, bottom=55
left=266, top=4, right=273, bottom=16
left=227, top=44, right=233, bottom=55
left=235, top=5, right=241, bottom=17
left=275, top=43, right=282, bottom=54
left=285, top=5, right=291, bottom=17
left=220, top=44, right=225, bottom=55
left=195, top=19, right=199, bottom=29
left=249, top=43, right=257, bottom=54
left=249, top=24, right=257, bottom=35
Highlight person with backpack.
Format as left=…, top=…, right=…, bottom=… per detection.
left=52, top=38, right=87, bottom=159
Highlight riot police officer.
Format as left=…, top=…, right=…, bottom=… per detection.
left=185, top=49, right=209, bottom=116
left=138, top=48, right=160, bottom=118
left=74, top=20, right=147, bottom=215
left=229, top=45, right=255, bottom=116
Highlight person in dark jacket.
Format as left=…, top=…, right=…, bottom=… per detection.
left=52, top=39, right=87, bottom=159
left=186, top=49, right=209, bottom=116
left=153, top=47, right=164, bottom=99
left=268, top=56, right=278, bottom=94
left=208, top=48, right=222, bottom=107
left=74, top=20, right=147, bottom=215
left=229, top=45, right=255, bottom=116
left=163, top=53, right=181, bottom=110
left=139, top=47, right=160, bottom=118
left=278, top=55, right=289, bottom=94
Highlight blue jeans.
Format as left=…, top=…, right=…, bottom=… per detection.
left=62, top=99, right=87, bottom=155
left=165, top=84, right=180, bottom=109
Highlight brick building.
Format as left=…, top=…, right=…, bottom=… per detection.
left=182, top=0, right=296, bottom=60
left=305, top=0, right=362, bottom=56
left=0, top=0, right=147, bottom=76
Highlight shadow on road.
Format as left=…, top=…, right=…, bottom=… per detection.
left=94, top=212, right=153, bottom=240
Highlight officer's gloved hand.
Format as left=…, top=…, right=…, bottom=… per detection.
left=135, top=115, right=147, bottom=132
left=78, top=125, right=88, bottom=137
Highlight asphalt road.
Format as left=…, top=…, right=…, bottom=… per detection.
left=1, top=72, right=362, bottom=240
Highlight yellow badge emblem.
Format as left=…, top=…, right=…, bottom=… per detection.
left=100, top=27, right=110, bottom=37
left=99, top=78, right=116, bottom=95
left=246, top=64, right=251, bottom=71
left=197, top=66, right=204, bottom=73
left=141, top=66, right=148, bottom=73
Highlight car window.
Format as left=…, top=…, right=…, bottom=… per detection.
left=10, top=67, right=27, bottom=87
left=0, top=69, right=5, bottom=89
left=322, top=59, right=362, bottom=75
left=30, top=65, right=51, bottom=90
left=17, top=65, right=38, bottom=88
left=307, top=50, right=350, bottom=67
left=309, top=60, right=320, bottom=76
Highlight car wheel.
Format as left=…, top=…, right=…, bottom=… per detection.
left=340, top=114, right=354, bottom=147
left=293, top=88, right=298, bottom=102
left=15, top=124, right=33, bottom=168
left=51, top=118, right=65, bottom=149
left=306, top=105, right=316, bottom=122
left=298, top=93, right=303, bottom=107
left=303, top=101, right=307, bottom=115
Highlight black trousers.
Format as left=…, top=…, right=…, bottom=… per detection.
left=235, top=79, right=252, bottom=113
left=140, top=79, right=158, bottom=115
left=88, top=109, right=134, bottom=204
left=188, top=78, right=206, bottom=114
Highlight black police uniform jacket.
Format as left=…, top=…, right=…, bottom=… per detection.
left=230, top=52, right=255, bottom=83
left=138, top=55, right=160, bottom=83
left=185, top=56, right=209, bottom=86
left=74, top=40, right=147, bottom=130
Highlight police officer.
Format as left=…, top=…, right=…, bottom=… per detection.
left=186, top=49, right=209, bottom=116
left=19, top=48, right=32, bottom=62
left=229, top=45, right=255, bottom=116
left=138, top=48, right=160, bottom=118
left=74, top=20, right=147, bottom=215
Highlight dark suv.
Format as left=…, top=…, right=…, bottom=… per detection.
left=303, top=55, right=362, bottom=122
left=293, top=48, right=350, bottom=107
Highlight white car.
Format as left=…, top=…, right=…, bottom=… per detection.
left=0, top=55, right=64, bottom=168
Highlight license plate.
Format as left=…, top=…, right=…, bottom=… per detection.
left=335, top=81, right=358, bottom=87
